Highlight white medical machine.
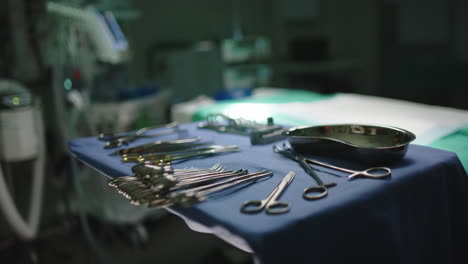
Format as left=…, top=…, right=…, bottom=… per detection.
left=0, top=79, right=45, bottom=240
left=47, top=2, right=130, bottom=64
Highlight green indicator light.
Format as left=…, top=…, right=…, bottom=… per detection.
left=64, top=78, right=73, bottom=91
left=12, top=97, right=20, bottom=105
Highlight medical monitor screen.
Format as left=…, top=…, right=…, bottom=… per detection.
left=96, top=10, right=128, bottom=51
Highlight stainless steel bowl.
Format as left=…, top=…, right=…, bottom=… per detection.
left=282, top=124, right=416, bottom=165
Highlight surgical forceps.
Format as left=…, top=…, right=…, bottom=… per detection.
left=99, top=122, right=182, bottom=148
left=109, top=164, right=232, bottom=205
left=241, top=171, right=295, bottom=214
left=110, top=169, right=248, bottom=205
left=278, top=143, right=392, bottom=180
left=109, top=137, right=203, bottom=156
left=273, top=145, right=337, bottom=200
left=122, top=145, right=240, bottom=163
left=148, top=170, right=273, bottom=208
left=131, top=145, right=241, bottom=164
left=274, top=144, right=392, bottom=199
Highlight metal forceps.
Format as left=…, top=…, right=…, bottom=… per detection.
left=99, top=122, right=181, bottom=149
left=274, top=144, right=392, bottom=199
left=277, top=143, right=392, bottom=180
left=273, top=145, right=337, bottom=200
left=241, top=171, right=295, bottom=214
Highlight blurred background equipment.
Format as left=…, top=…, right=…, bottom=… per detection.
left=0, top=79, right=45, bottom=241
left=46, top=0, right=169, bottom=229
left=160, top=36, right=273, bottom=103
left=1, top=0, right=468, bottom=263
left=47, top=2, right=130, bottom=64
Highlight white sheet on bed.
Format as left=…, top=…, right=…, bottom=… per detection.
left=171, top=90, right=468, bottom=145
left=283, top=93, right=468, bottom=145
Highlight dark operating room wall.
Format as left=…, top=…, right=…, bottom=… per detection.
left=126, top=0, right=274, bottom=84
left=121, top=0, right=467, bottom=108
left=125, top=0, right=381, bottom=96
left=322, top=0, right=380, bottom=95
left=3, top=0, right=465, bottom=108
left=379, top=0, right=468, bottom=109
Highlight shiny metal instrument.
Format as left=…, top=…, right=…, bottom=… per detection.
left=109, top=137, right=204, bottom=156
left=109, top=164, right=233, bottom=205
left=273, top=144, right=336, bottom=200
left=241, top=171, right=295, bottom=214
left=149, top=170, right=273, bottom=208
left=198, top=113, right=285, bottom=145
left=301, top=157, right=392, bottom=181
left=131, top=163, right=227, bottom=177
left=108, top=163, right=273, bottom=208
left=121, top=145, right=241, bottom=163
left=275, top=143, right=391, bottom=180
left=99, top=122, right=183, bottom=149
left=198, top=114, right=266, bottom=135
left=274, top=143, right=391, bottom=200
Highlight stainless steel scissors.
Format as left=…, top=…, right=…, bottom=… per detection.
left=241, top=171, right=295, bottom=214
left=273, top=145, right=337, bottom=200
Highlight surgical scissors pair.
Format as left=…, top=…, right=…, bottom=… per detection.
left=273, top=144, right=391, bottom=200
left=241, top=171, right=295, bottom=214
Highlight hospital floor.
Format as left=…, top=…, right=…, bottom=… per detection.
left=0, top=213, right=253, bottom=264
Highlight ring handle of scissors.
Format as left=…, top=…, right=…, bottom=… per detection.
left=303, top=185, right=328, bottom=200
left=303, top=182, right=337, bottom=200
left=241, top=185, right=280, bottom=214
left=266, top=201, right=290, bottom=214
left=241, top=199, right=269, bottom=214
left=241, top=171, right=294, bottom=214
left=348, top=167, right=391, bottom=180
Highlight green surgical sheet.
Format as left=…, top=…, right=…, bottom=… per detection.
left=192, top=89, right=468, bottom=172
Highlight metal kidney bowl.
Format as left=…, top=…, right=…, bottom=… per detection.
left=283, top=124, right=416, bottom=165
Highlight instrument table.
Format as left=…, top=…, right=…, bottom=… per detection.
left=69, top=122, right=468, bottom=264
